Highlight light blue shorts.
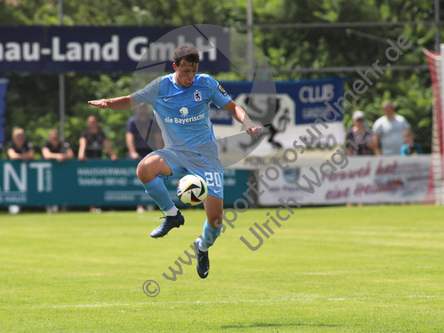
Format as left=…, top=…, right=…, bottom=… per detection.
left=152, top=148, right=224, bottom=199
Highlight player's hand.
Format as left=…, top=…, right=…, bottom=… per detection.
left=78, top=155, right=87, bottom=161
left=88, top=99, right=109, bottom=109
left=111, top=154, right=118, bottom=161
left=244, top=120, right=261, bottom=139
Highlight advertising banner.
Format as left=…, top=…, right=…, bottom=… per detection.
left=0, top=78, right=7, bottom=150
left=213, top=78, right=345, bottom=169
left=257, top=156, right=431, bottom=205
left=0, top=26, right=229, bottom=73
left=0, top=160, right=248, bottom=207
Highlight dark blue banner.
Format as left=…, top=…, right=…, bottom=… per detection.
left=0, top=26, right=229, bottom=73
left=0, top=78, right=8, bottom=149
left=211, top=77, right=345, bottom=125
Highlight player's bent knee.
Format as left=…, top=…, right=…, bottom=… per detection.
left=136, top=159, right=156, bottom=183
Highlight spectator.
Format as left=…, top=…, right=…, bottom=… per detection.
left=126, top=103, right=163, bottom=213
left=401, top=129, right=423, bottom=156
left=7, top=127, right=34, bottom=161
left=372, top=100, right=410, bottom=155
left=42, top=129, right=74, bottom=213
left=126, top=103, right=162, bottom=159
left=78, top=116, right=117, bottom=213
left=78, top=116, right=117, bottom=161
left=345, top=111, right=375, bottom=155
left=7, top=127, right=35, bottom=214
left=42, top=129, right=74, bottom=161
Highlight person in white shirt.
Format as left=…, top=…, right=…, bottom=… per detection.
left=372, top=100, right=410, bottom=155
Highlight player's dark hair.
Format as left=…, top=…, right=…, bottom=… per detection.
left=173, top=45, right=200, bottom=67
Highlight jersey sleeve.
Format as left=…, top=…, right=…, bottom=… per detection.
left=208, top=77, right=231, bottom=108
left=132, top=76, right=163, bottom=106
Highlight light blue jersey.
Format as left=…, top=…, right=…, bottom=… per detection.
left=132, top=73, right=231, bottom=198
left=132, top=73, right=231, bottom=151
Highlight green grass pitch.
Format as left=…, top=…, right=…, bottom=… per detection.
left=1, top=205, right=444, bottom=332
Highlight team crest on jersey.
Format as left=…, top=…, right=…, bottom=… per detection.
left=180, top=107, right=189, bottom=117
left=218, top=85, right=228, bottom=97
left=194, top=91, right=202, bottom=102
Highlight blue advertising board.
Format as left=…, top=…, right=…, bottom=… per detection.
left=0, top=159, right=248, bottom=207
left=210, top=78, right=346, bottom=169
left=0, top=26, right=229, bottom=73
left=211, top=77, right=345, bottom=125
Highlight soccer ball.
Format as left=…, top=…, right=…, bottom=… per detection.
left=177, top=175, right=208, bottom=206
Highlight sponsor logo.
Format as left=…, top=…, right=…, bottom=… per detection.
left=164, top=97, right=173, bottom=101
left=180, top=107, right=189, bottom=117
left=217, top=84, right=227, bottom=97
left=283, top=169, right=300, bottom=183
left=164, top=113, right=205, bottom=125
left=299, top=84, right=335, bottom=103
left=194, top=91, right=202, bottom=102
left=0, top=33, right=221, bottom=65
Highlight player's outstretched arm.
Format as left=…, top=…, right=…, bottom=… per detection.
left=223, top=100, right=261, bottom=139
left=88, top=95, right=134, bottom=111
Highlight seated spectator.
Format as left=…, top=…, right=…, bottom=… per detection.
left=372, top=100, right=410, bottom=155
left=42, top=129, right=75, bottom=162
left=345, top=111, right=375, bottom=155
left=78, top=116, right=117, bottom=213
left=7, top=127, right=34, bottom=161
left=78, top=116, right=117, bottom=161
left=7, top=127, right=34, bottom=214
left=42, top=129, right=74, bottom=213
left=126, top=103, right=163, bottom=213
left=401, top=129, right=423, bottom=156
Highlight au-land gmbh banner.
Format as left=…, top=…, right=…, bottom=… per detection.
left=0, top=26, right=229, bottom=73
left=211, top=77, right=345, bottom=169
left=0, top=160, right=247, bottom=207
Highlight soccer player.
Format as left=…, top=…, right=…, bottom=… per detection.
left=88, top=44, right=261, bottom=279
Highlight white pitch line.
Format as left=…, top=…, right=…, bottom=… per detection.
left=30, top=295, right=439, bottom=309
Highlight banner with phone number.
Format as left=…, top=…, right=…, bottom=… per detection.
left=0, top=159, right=248, bottom=207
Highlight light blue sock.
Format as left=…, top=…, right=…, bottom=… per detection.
left=199, top=220, right=221, bottom=251
left=142, top=177, right=175, bottom=212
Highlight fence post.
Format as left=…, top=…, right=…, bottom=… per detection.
left=58, top=0, right=65, bottom=143
left=247, top=0, right=254, bottom=80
